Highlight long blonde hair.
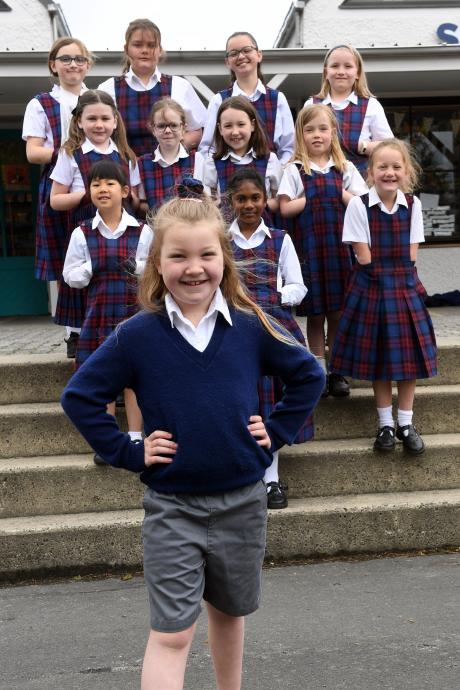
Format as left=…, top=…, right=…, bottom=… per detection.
left=64, top=90, right=136, bottom=165
left=317, top=44, right=373, bottom=99
left=368, top=138, right=421, bottom=193
left=140, top=196, right=298, bottom=345
left=291, top=104, right=347, bottom=174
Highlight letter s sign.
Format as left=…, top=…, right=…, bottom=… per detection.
left=437, top=23, right=460, bottom=44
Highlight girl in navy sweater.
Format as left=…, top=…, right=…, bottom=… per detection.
left=62, top=191, right=324, bottom=690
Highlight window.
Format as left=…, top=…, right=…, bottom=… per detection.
left=340, top=0, right=460, bottom=8
left=383, top=100, right=460, bottom=243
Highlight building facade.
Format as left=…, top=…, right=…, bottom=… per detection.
left=0, top=0, right=459, bottom=315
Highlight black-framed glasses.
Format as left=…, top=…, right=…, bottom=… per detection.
left=153, top=122, right=182, bottom=133
left=54, top=55, right=89, bottom=66
left=225, top=46, right=257, bottom=59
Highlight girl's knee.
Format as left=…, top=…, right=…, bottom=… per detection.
left=148, top=627, right=195, bottom=652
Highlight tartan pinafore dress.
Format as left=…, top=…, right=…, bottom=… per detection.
left=54, top=150, right=130, bottom=328
left=329, top=194, right=437, bottom=381
left=291, top=166, right=350, bottom=316
left=75, top=221, right=143, bottom=368
left=313, top=96, right=369, bottom=175
left=33, top=93, right=70, bottom=281
left=137, top=153, right=195, bottom=210
left=114, top=75, right=173, bottom=156
left=220, top=86, right=278, bottom=153
left=214, top=156, right=270, bottom=224
left=231, top=229, right=313, bottom=442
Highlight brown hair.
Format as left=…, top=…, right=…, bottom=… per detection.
left=291, top=104, right=347, bottom=174
left=148, top=98, right=186, bottom=128
left=225, top=31, right=265, bottom=85
left=48, top=36, right=93, bottom=79
left=122, top=18, right=164, bottom=74
left=140, top=196, right=297, bottom=345
left=213, top=96, right=270, bottom=160
left=317, top=44, right=373, bottom=99
left=64, top=90, right=136, bottom=165
left=367, top=138, right=421, bottom=193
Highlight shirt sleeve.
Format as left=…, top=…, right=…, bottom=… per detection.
left=129, top=160, right=141, bottom=187
left=172, top=76, right=207, bottom=131
left=135, top=226, right=154, bottom=275
left=22, top=97, right=53, bottom=144
left=273, top=90, right=295, bottom=164
left=97, top=77, right=116, bottom=103
left=342, top=195, right=370, bottom=244
left=343, top=161, right=369, bottom=195
left=410, top=196, right=425, bottom=244
left=62, top=227, right=93, bottom=287
left=361, top=98, right=393, bottom=142
left=50, top=150, right=84, bottom=190
left=202, top=155, right=218, bottom=191
left=278, top=234, right=307, bottom=305
left=266, top=153, right=283, bottom=195
left=198, top=93, right=223, bottom=156
left=277, top=164, right=303, bottom=199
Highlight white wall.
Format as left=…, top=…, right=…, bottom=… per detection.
left=1, top=0, right=54, bottom=51
left=287, top=0, right=460, bottom=49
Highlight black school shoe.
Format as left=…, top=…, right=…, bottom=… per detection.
left=93, top=453, right=105, bottom=466
left=266, top=481, right=288, bottom=509
left=396, top=424, right=425, bottom=455
left=64, top=331, right=79, bottom=359
left=328, top=373, right=350, bottom=397
left=373, top=426, right=396, bottom=452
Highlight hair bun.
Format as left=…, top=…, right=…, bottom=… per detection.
left=176, top=175, right=204, bottom=199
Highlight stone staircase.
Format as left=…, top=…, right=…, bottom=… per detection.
left=1, top=342, right=459, bottom=581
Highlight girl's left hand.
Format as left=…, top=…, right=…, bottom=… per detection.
left=248, top=415, right=271, bottom=448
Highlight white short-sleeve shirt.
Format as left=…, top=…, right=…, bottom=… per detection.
left=278, top=159, right=368, bottom=200
left=304, top=92, right=393, bottom=143
left=22, top=84, right=88, bottom=147
left=342, top=187, right=425, bottom=245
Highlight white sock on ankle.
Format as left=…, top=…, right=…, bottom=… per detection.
left=264, top=450, right=279, bottom=486
left=377, top=405, right=394, bottom=429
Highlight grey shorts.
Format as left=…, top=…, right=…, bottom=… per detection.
left=142, top=480, right=267, bottom=633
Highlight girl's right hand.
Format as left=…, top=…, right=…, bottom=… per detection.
left=144, top=430, right=177, bottom=466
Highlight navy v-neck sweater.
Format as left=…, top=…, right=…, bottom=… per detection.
left=62, top=308, right=324, bottom=493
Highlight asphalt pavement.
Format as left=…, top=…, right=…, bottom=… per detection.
left=1, top=553, right=459, bottom=689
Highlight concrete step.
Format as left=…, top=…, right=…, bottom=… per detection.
left=0, top=336, right=458, bottom=405
left=280, top=433, right=460, bottom=498
left=0, top=455, right=143, bottom=518
left=1, top=385, right=459, bottom=458
left=1, top=489, right=459, bottom=581
left=2, top=434, right=459, bottom=518
left=0, top=354, right=73, bottom=404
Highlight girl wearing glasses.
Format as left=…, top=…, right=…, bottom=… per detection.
left=199, top=31, right=295, bottom=164
left=97, top=18, right=206, bottom=156
left=22, top=36, right=92, bottom=356
left=136, top=99, right=205, bottom=215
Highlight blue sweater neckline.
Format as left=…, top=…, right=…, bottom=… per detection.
left=157, top=309, right=230, bottom=369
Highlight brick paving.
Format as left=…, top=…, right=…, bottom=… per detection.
left=1, top=308, right=459, bottom=356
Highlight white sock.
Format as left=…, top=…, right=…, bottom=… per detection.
left=315, top=356, right=327, bottom=374
left=377, top=406, right=394, bottom=429
left=264, top=450, right=279, bottom=486
left=128, top=431, right=142, bottom=441
left=65, top=327, right=81, bottom=337
left=397, top=409, right=413, bottom=431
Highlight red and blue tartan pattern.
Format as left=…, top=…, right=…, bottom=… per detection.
left=75, top=221, right=143, bottom=367
left=313, top=96, right=369, bottom=174
left=114, top=75, right=173, bottom=156
left=231, top=230, right=314, bottom=442
left=34, top=93, right=70, bottom=280
left=215, top=156, right=270, bottom=224
left=137, top=153, right=195, bottom=209
left=329, top=194, right=437, bottom=381
left=220, top=87, right=278, bottom=152
left=72, top=148, right=131, bottom=225
left=289, top=167, right=350, bottom=316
